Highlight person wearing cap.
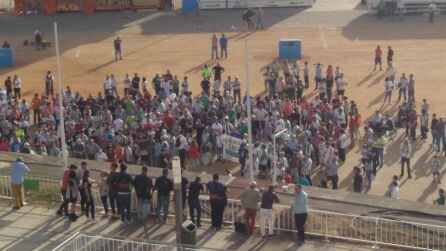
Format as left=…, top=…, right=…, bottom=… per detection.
left=10, top=157, right=30, bottom=209
left=207, top=173, right=228, bottom=230
left=292, top=184, right=308, bottom=243
left=153, top=168, right=173, bottom=222
left=240, top=181, right=260, bottom=235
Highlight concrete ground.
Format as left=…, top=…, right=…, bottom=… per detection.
left=0, top=204, right=386, bottom=251
left=0, top=0, right=446, bottom=204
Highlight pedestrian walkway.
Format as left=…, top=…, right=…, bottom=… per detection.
left=0, top=204, right=377, bottom=251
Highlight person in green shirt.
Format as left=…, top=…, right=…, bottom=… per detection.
left=172, top=75, right=180, bottom=96
left=152, top=73, right=161, bottom=96
left=434, top=189, right=445, bottom=206
left=201, top=64, right=212, bottom=80
left=199, top=94, right=209, bottom=110
left=377, top=0, right=387, bottom=20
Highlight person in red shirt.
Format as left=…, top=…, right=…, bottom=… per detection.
left=0, top=137, right=9, bottom=152
left=57, top=164, right=77, bottom=216
left=374, top=45, right=382, bottom=71
left=188, top=140, right=200, bottom=170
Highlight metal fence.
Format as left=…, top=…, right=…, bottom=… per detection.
left=52, top=232, right=208, bottom=251
left=2, top=174, right=446, bottom=250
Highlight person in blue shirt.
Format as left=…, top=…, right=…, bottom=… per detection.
left=298, top=172, right=310, bottom=186
left=9, top=137, right=22, bottom=152
left=292, top=184, right=308, bottom=242
left=219, top=34, right=228, bottom=59
left=10, top=157, right=30, bottom=209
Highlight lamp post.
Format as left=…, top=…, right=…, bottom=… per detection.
left=53, top=22, right=68, bottom=169
left=172, top=156, right=183, bottom=245
left=244, top=39, right=254, bottom=182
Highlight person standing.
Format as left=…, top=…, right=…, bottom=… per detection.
left=303, top=62, right=310, bottom=89
left=31, top=93, right=41, bottom=125
left=4, top=76, right=12, bottom=99
left=374, top=46, right=382, bottom=71
left=397, top=73, right=407, bottom=101
left=211, top=34, right=219, bottom=60
left=387, top=46, right=394, bottom=65
left=219, top=34, right=228, bottom=59
left=233, top=76, right=242, bottom=104
left=82, top=170, right=95, bottom=220
left=212, top=62, right=225, bottom=82
left=255, top=8, right=264, bottom=30
left=408, top=74, right=415, bottom=101
left=116, top=164, right=133, bottom=224
left=326, top=156, right=339, bottom=189
left=114, top=36, right=122, bottom=61
left=13, top=75, right=21, bottom=100
left=188, top=176, right=204, bottom=227
left=353, top=166, right=363, bottom=193
left=240, top=181, right=260, bottom=235
left=10, top=157, right=30, bottom=209
left=400, top=139, right=412, bottom=178
left=45, top=71, right=54, bottom=97
left=260, top=185, right=279, bottom=238
left=292, top=184, right=308, bottom=243
left=338, top=130, right=347, bottom=162
left=106, top=162, right=119, bottom=219
left=428, top=1, right=436, bottom=23
left=176, top=132, right=188, bottom=169
left=57, top=164, right=77, bottom=215
left=384, top=77, right=394, bottom=104
left=134, top=166, right=153, bottom=222
left=207, top=174, right=228, bottom=230
left=154, top=168, right=173, bottom=222
left=76, top=161, right=88, bottom=213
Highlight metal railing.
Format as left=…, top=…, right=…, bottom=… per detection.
left=2, top=174, right=446, bottom=250
left=52, top=232, right=219, bottom=251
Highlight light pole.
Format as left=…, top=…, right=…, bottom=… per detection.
left=172, top=156, right=183, bottom=245
left=53, top=22, right=68, bottom=169
left=244, top=39, right=254, bottom=182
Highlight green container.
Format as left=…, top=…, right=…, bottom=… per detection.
left=181, top=220, right=197, bottom=246
left=24, top=179, right=40, bottom=192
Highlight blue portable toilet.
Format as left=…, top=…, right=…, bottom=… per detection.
left=182, top=0, right=199, bottom=14
left=279, top=39, right=301, bottom=60
left=0, top=48, right=14, bottom=68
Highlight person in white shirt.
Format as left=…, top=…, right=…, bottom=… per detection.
left=400, top=139, right=412, bottom=178
left=389, top=181, right=400, bottom=199
left=123, top=73, right=131, bottom=94
left=181, top=76, right=189, bottom=95
left=428, top=1, right=436, bottom=23
left=13, top=75, right=21, bottom=100
left=176, top=132, right=189, bottom=169
left=336, top=73, right=347, bottom=96
left=113, top=117, right=124, bottom=132
left=384, top=77, right=394, bottom=104
left=103, top=75, right=112, bottom=94
left=110, top=74, right=118, bottom=96
left=338, top=130, right=347, bottom=162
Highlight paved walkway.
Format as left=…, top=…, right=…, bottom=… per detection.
left=0, top=204, right=384, bottom=251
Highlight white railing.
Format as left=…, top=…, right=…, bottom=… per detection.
left=52, top=232, right=218, bottom=251
left=2, top=174, right=446, bottom=250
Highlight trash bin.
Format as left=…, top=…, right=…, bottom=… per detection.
left=181, top=220, right=197, bottom=246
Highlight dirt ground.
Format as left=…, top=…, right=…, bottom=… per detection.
left=1, top=6, right=446, bottom=204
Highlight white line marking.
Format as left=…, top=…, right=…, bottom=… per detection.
left=319, top=26, right=328, bottom=50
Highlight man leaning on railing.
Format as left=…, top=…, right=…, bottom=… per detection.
left=10, top=157, right=30, bottom=210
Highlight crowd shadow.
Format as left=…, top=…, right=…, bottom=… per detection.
left=341, top=13, right=446, bottom=41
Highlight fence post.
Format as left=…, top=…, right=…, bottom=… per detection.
left=323, top=211, right=329, bottom=243
left=372, top=218, right=379, bottom=249
left=426, top=229, right=430, bottom=251
left=231, top=200, right=235, bottom=228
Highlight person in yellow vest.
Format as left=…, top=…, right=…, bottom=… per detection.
left=201, top=64, right=212, bottom=80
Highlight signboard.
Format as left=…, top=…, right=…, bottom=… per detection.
left=200, top=0, right=313, bottom=9
left=222, top=135, right=242, bottom=163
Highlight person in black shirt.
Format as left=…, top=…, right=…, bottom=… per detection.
left=2, top=41, right=10, bottom=48
left=260, top=185, right=279, bottom=238
left=134, top=166, right=153, bottom=222
left=154, top=168, right=173, bottom=222
left=132, top=73, right=140, bottom=91
left=4, top=76, right=12, bottom=100
left=188, top=176, right=204, bottom=227
left=181, top=175, right=189, bottom=212
left=212, top=63, right=225, bottom=82
left=201, top=79, right=211, bottom=97
left=207, top=174, right=228, bottom=230
left=114, top=36, right=122, bottom=61
left=106, top=162, right=119, bottom=218
left=387, top=46, right=394, bottom=66
left=116, top=164, right=134, bottom=224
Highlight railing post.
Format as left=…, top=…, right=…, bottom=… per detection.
left=426, top=229, right=430, bottom=251
left=231, top=200, right=235, bottom=228
left=323, top=211, right=329, bottom=243
left=372, top=218, right=379, bottom=249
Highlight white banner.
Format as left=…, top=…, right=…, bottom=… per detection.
left=200, top=0, right=313, bottom=9
left=222, top=135, right=242, bottom=163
